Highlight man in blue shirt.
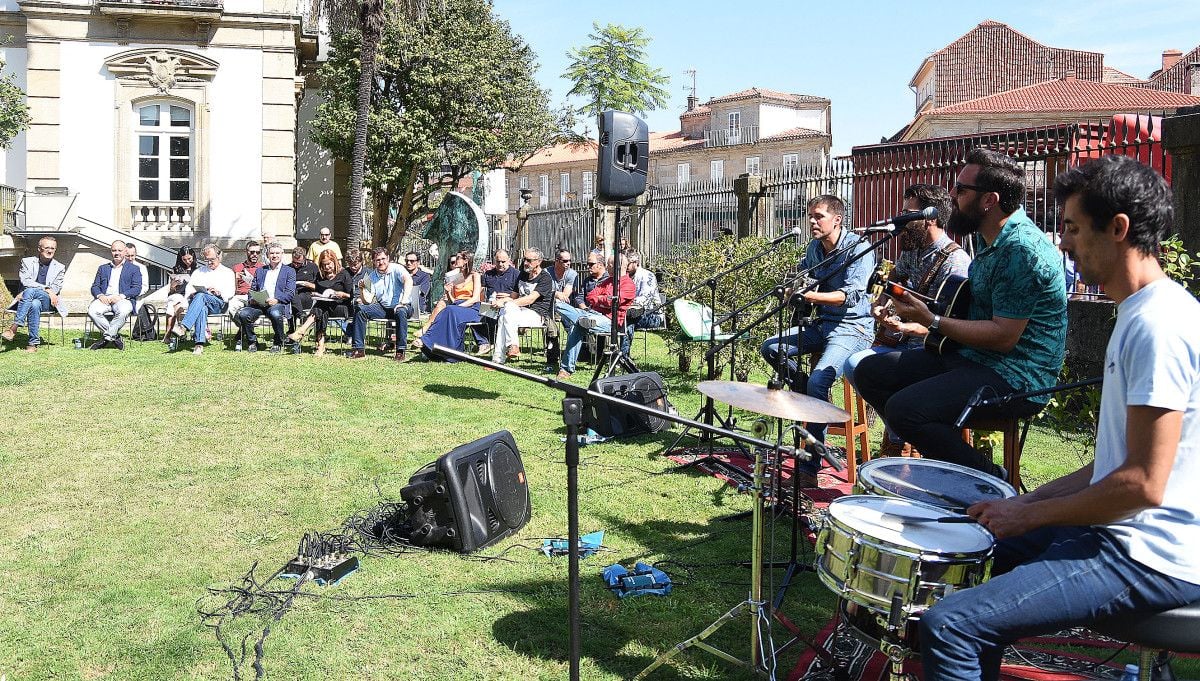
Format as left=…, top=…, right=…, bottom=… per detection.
left=854, top=148, right=1067, bottom=478
left=347, top=247, right=414, bottom=361
left=760, top=194, right=874, bottom=488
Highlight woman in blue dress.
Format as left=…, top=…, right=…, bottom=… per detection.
left=418, top=251, right=482, bottom=360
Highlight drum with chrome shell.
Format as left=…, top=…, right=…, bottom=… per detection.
left=855, top=457, right=1016, bottom=513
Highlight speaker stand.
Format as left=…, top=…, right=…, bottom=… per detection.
left=563, top=397, right=583, bottom=681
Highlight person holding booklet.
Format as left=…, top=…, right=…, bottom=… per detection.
left=169, top=244, right=234, bottom=355
left=289, top=249, right=354, bottom=356
left=234, top=242, right=296, bottom=353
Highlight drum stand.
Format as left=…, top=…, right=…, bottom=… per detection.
left=633, top=441, right=770, bottom=679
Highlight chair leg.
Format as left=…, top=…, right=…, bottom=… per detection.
left=1004, top=420, right=1022, bottom=491
left=841, top=380, right=857, bottom=484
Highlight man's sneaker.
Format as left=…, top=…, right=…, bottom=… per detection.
left=192, top=345, right=204, bottom=355
left=475, top=343, right=492, bottom=356
left=246, top=343, right=258, bottom=353
left=88, top=339, right=109, bottom=350
left=111, top=336, right=125, bottom=351
left=269, top=345, right=282, bottom=354
left=345, top=349, right=367, bottom=359
left=233, top=342, right=242, bottom=352
left=394, top=350, right=408, bottom=362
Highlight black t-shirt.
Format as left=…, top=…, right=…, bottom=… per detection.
left=518, top=268, right=554, bottom=318
left=290, top=262, right=320, bottom=290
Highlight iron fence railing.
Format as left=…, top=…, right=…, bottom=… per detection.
left=0, top=184, right=16, bottom=235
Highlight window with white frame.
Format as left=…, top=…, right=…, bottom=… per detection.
left=560, top=172, right=571, bottom=201
left=782, top=153, right=799, bottom=175
left=538, top=174, right=549, bottom=207
left=677, top=163, right=690, bottom=185
left=136, top=102, right=193, bottom=202
left=710, top=159, right=724, bottom=182
left=728, top=112, right=741, bottom=133
left=519, top=175, right=529, bottom=190
left=581, top=171, right=593, bottom=199
left=746, top=156, right=760, bottom=175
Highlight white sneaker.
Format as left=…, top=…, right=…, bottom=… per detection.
left=192, top=345, right=204, bottom=355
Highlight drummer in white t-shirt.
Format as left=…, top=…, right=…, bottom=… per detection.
left=919, top=156, right=1200, bottom=681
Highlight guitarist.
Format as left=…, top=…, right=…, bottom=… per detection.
left=844, top=184, right=972, bottom=457
left=854, top=149, right=1067, bottom=478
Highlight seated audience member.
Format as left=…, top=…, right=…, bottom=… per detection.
left=347, top=247, right=413, bottom=361
left=288, top=246, right=320, bottom=331
left=3, top=236, right=65, bottom=352
left=290, top=249, right=354, bottom=356
left=918, top=156, right=1200, bottom=681
left=163, top=246, right=197, bottom=340
left=125, top=243, right=150, bottom=308
left=403, top=251, right=432, bottom=314
left=227, top=241, right=262, bottom=319
left=307, top=227, right=343, bottom=264
left=234, top=242, right=296, bottom=353
left=491, top=247, right=553, bottom=364
left=557, top=254, right=634, bottom=379
left=625, top=250, right=664, bottom=329
left=415, top=251, right=480, bottom=344
left=87, top=239, right=142, bottom=350
left=551, top=248, right=578, bottom=309
left=170, top=244, right=234, bottom=355
left=474, top=249, right=519, bottom=355
left=418, top=251, right=484, bottom=359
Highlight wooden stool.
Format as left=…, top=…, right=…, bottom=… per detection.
left=961, top=416, right=1027, bottom=490
left=826, top=378, right=871, bottom=484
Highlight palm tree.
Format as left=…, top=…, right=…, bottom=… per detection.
left=320, top=0, right=429, bottom=249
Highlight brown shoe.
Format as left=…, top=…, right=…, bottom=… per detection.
left=346, top=349, right=367, bottom=359
left=1, top=325, right=15, bottom=342
left=556, top=369, right=572, bottom=380
left=394, top=350, right=408, bottom=362
left=506, top=345, right=520, bottom=359
left=25, top=345, right=37, bottom=353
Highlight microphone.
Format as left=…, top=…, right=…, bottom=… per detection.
left=954, top=386, right=989, bottom=429
left=852, top=224, right=898, bottom=234
left=864, top=206, right=938, bottom=228
left=769, top=227, right=803, bottom=245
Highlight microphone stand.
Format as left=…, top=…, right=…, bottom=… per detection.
left=594, top=204, right=640, bottom=382
left=429, top=344, right=841, bottom=681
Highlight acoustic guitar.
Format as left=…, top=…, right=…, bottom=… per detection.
left=885, top=275, right=972, bottom=355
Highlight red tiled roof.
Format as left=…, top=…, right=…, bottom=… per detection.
left=521, top=140, right=598, bottom=167
left=761, top=127, right=827, bottom=142
left=680, top=105, right=711, bottom=118
left=1149, top=44, right=1200, bottom=92
left=1102, top=66, right=1146, bottom=85
left=648, top=130, right=704, bottom=153
left=923, top=76, right=1200, bottom=115
left=706, top=87, right=828, bottom=106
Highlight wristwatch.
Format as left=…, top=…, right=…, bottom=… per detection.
left=930, top=314, right=942, bottom=331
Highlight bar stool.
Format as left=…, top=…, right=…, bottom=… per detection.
left=1090, top=599, right=1200, bottom=681
left=826, top=377, right=871, bottom=484
left=961, top=415, right=1028, bottom=491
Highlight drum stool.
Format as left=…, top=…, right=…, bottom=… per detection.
left=1090, top=599, right=1200, bottom=681
left=960, top=415, right=1028, bottom=491
left=827, top=378, right=871, bottom=484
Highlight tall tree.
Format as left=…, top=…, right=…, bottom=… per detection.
left=311, top=0, right=564, bottom=248
left=562, top=22, right=670, bottom=120
left=319, top=0, right=429, bottom=249
left=0, top=53, right=31, bottom=307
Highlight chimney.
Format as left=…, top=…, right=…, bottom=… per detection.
left=1163, top=49, right=1184, bottom=72
left=1188, top=62, right=1200, bottom=95
left=686, top=94, right=698, bottom=111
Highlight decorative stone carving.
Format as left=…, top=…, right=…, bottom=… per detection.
left=104, top=48, right=219, bottom=91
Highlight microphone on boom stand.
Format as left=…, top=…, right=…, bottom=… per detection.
left=853, top=206, right=938, bottom=233
left=769, top=226, right=803, bottom=245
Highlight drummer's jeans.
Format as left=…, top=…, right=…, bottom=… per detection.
left=760, top=319, right=872, bottom=472
left=920, top=526, right=1200, bottom=681
left=853, top=348, right=1041, bottom=474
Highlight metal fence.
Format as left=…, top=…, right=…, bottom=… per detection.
left=522, top=111, right=1174, bottom=274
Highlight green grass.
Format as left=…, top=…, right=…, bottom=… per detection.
left=0, top=330, right=1182, bottom=680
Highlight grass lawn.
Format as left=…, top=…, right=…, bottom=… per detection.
left=0, top=328, right=1169, bottom=680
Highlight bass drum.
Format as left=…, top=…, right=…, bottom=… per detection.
left=815, top=495, right=994, bottom=620
left=855, top=457, right=1015, bottom=513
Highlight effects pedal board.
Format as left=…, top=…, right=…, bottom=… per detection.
left=284, top=553, right=359, bottom=585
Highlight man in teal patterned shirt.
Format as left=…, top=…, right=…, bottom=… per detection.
left=854, top=148, right=1067, bottom=478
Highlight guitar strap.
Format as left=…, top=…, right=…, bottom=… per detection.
left=916, top=242, right=960, bottom=296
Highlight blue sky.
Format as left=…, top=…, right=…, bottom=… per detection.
left=491, top=0, right=1200, bottom=155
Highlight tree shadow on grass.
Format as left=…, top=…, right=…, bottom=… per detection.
left=423, top=383, right=502, bottom=400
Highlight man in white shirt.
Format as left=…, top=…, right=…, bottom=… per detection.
left=171, top=244, right=235, bottom=355
left=920, top=156, right=1200, bottom=680
left=87, top=240, right=142, bottom=350
left=234, top=243, right=297, bottom=353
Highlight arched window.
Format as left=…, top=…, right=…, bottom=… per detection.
left=135, top=102, right=193, bottom=202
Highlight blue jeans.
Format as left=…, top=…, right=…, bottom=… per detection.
left=15, top=288, right=51, bottom=345
left=236, top=303, right=290, bottom=346
left=560, top=310, right=610, bottom=374
left=760, top=319, right=872, bottom=471
left=182, top=293, right=226, bottom=345
left=556, top=300, right=583, bottom=337
left=352, top=302, right=412, bottom=350
left=921, top=525, right=1200, bottom=681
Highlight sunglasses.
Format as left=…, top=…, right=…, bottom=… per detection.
left=954, top=181, right=988, bottom=193
left=559, top=259, right=571, bottom=264
left=405, top=258, right=418, bottom=263
left=523, top=257, right=538, bottom=263
left=248, top=250, right=262, bottom=255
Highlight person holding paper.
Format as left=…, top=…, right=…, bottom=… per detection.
left=169, top=244, right=234, bottom=355
left=234, top=242, right=296, bottom=353
left=289, top=249, right=354, bottom=356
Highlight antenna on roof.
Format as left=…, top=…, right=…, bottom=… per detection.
left=684, top=69, right=697, bottom=110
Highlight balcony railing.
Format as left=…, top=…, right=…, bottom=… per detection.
left=97, top=0, right=222, bottom=20
left=131, top=202, right=196, bottom=232
left=704, top=125, right=759, bottom=148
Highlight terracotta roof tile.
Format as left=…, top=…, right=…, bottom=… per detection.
left=680, top=105, right=711, bottom=118
left=1148, top=44, right=1200, bottom=92
left=760, top=127, right=828, bottom=142
left=647, top=130, right=705, bottom=152
left=923, top=76, right=1200, bottom=115
left=1102, top=66, right=1146, bottom=85
left=521, top=140, right=599, bottom=167
left=705, top=87, right=828, bottom=106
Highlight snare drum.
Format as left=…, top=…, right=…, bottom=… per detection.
left=815, top=495, right=994, bottom=620
left=855, top=457, right=1016, bottom=513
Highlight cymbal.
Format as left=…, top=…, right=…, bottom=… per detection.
left=697, top=380, right=851, bottom=423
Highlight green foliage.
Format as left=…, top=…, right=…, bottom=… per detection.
left=311, top=0, right=562, bottom=241
left=562, top=22, right=670, bottom=119
left=0, top=56, right=30, bottom=150
left=658, top=236, right=804, bottom=379
left=1160, top=233, right=1200, bottom=296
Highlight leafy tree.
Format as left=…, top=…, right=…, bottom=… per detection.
left=0, top=54, right=30, bottom=306
left=311, top=0, right=563, bottom=248
left=562, top=22, right=670, bottom=120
